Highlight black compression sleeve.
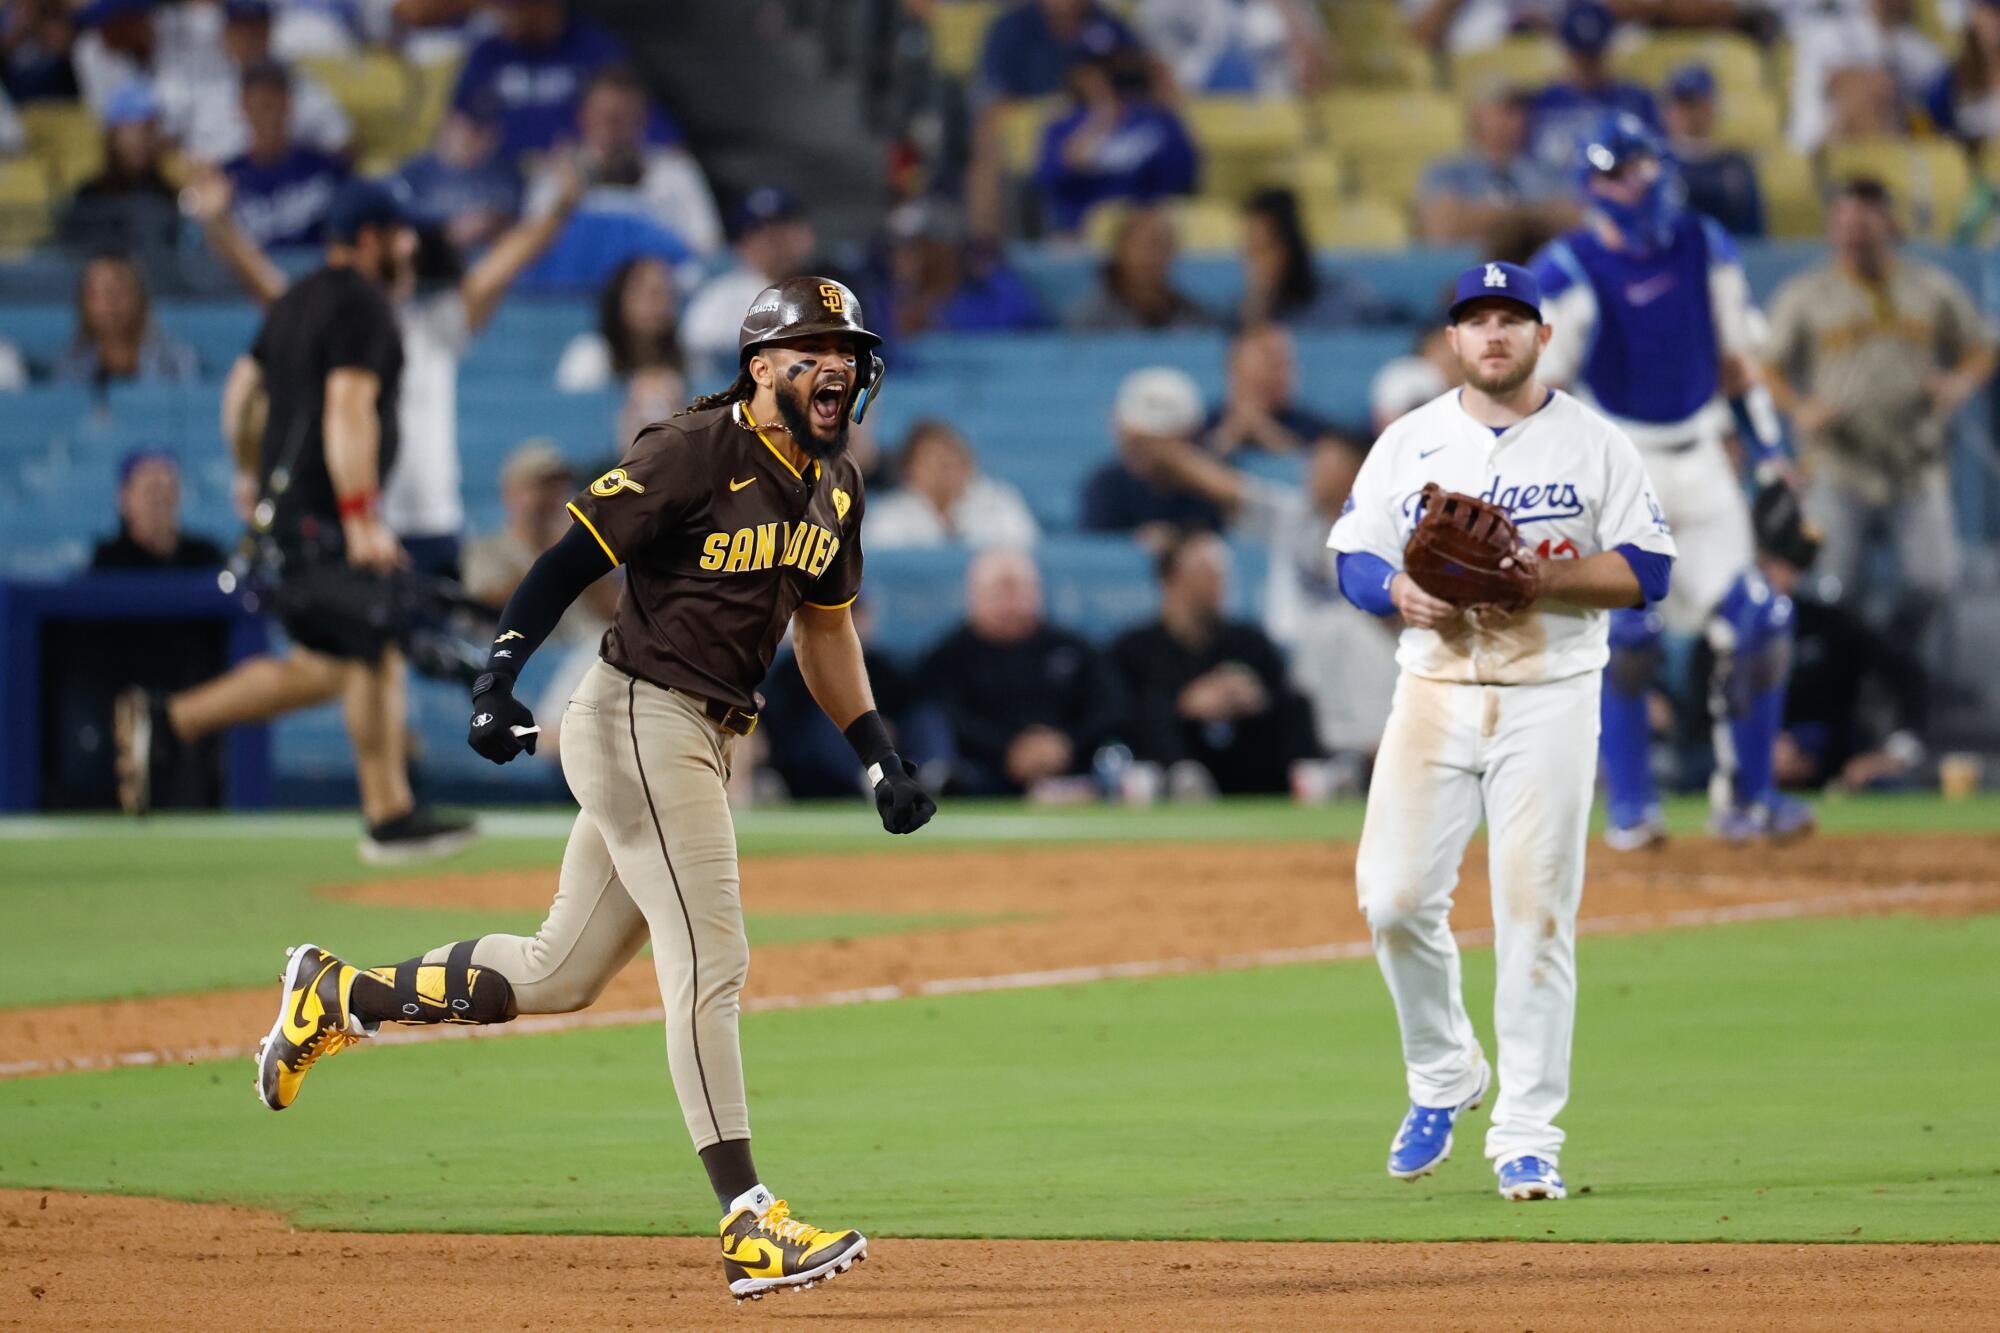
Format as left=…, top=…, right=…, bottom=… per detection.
left=842, top=710, right=896, bottom=768
left=484, top=522, right=613, bottom=684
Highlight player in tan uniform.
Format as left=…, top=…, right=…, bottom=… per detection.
left=251, top=277, right=936, bottom=1303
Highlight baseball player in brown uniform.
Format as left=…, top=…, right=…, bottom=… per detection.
left=251, top=277, right=936, bottom=1302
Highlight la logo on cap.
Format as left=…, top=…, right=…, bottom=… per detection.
left=1484, top=263, right=1508, bottom=288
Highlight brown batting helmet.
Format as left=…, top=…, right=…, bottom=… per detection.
left=737, top=276, right=887, bottom=423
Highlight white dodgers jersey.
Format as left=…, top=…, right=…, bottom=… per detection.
left=1328, top=388, right=1677, bottom=686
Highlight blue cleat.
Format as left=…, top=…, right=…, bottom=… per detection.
left=1764, top=793, right=1816, bottom=844
left=1711, top=796, right=1816, bottom=845
left=1497, top=1154, right=1566, bottom=1201
left=1387, top=1057, right=1490, bottom=1180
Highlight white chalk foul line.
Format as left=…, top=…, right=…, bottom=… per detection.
left=2, top=880, right=1992, bottom=1081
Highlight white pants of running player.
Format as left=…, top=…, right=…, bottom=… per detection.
left=1643, top=434, right=1753, bottom=633
left=1354, top=670, right=1599, bottom=1167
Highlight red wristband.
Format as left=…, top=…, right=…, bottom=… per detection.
left=337, top=490, right=378, bottom=520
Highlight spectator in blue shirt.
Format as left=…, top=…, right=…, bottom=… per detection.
left=1662, top=63, right=1764, bottom=238
left=1924, top=0, right=2000, bottom=148
left=978, top=0, right=1141, bottom=101
left=880, top=197, right=1046, bottom=335
left=1527, top=0, right=1660, bottom=171
left=3, top=0, right=80, bottom=102
left=223, top=60, right=350, bottom=247
left=451, top=0, right=677, bottom=163
left=1419, top=81, right=1574, bottom=243
left=1035, top=46, right=1198, bottom=235
left=392, top=92, right=522, bottom=252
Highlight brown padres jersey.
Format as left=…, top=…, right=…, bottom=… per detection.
left=565, top=401, right=865, bottom=710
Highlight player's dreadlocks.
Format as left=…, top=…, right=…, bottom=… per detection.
left=679, top=370, right=754, bottom=416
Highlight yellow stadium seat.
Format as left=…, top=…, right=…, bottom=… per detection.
left=1201, top=146, right=1346, bottom=205
left=1319, top=88, right=1462, bottom=158
left=929, top=1, right=998, bottom=80
left=1346, top=148, right=1431, bottom=211
left=1449, top=37, right=1562, bottom=98
left=1824, top=138, right=1975, bottom=240
left=20, top=101, right=104, bottom=193
left=995, top=96, right=1060, bottom=175
left=406, top=54, right=464, bottom=157
left=1083, top=197, right=1242, bottom=253
left=1757, top=148, right=1822, bottom=239
left=0, top=158, right=54, bottom=252
left=1304, top=194, right=1409, bottom=250
left=1325, top=1, right=1434, bottom=88
left=1185, top=96, right=1309, bottom=199
left=1708, top=87, right=1783, bottom=152
left=1612, top=31, right=1767, bottom=98
left=299, top=52, right=413, bottom=162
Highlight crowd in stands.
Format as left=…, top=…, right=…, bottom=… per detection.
left=5, top=0, right=1997, bottom=806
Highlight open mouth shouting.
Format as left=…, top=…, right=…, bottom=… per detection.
left=809, top=376, right=849, bottom=430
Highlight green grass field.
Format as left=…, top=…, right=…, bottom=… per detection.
left=2, top=795, right=1997, bottom=1244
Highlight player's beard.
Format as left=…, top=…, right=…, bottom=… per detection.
left=775, top=377, right=851, bottom=460
left=1461, top=342, right=1539, bottom=397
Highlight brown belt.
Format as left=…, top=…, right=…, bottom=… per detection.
left=700, top=695, right=760, bottom=736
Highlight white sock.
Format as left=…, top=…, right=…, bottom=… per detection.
left=727, top=1183, right=776, bottom=1217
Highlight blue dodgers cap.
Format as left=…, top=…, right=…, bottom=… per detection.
left=1559, top=0, right=1614, bottom=55
left=324, top=178, right=408, bottom=242
left=1447, top=261, right=1542, bottom=323
left=728, top=185, right=802, bottom=239
left=1667, top=62, right=1715, bottom=102
left=117, top=447, right=178, bottom=486
left=103, top=80, right=161, bottom=127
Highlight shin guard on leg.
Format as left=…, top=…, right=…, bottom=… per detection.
left=1705, top=574, right=1794, bottom=811
left=350, top=938, right=516, bottom=1026
left=1600, top=607, right=1663, bottom=827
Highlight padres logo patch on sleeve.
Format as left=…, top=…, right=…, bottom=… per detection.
left=590, top=468, right=647, bottom=497
left=831, top=487, right=851, bottom=521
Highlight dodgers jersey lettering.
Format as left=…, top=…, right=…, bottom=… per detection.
left=1327, top=388, right=1676, bottom=686
left=566, top=401, right=864, bottom=710
left=1529, top=211, right=1756, bottom=447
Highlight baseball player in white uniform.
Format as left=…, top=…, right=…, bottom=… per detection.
left=1328, top=261, right=1677, bottom=1201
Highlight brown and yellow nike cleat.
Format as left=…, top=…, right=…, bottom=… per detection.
left=254, top=943, right=370, bottom=1110
left=720, top=1197, right=868, bottom=1301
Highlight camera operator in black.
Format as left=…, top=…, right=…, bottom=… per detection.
left=114, top=181, right=476, bottom=864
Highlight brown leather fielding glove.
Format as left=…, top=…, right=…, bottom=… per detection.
left=1402, top=482, right=1540, bottom=611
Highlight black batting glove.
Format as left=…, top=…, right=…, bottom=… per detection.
left=469, top=672, right=538, bottom=765
left=871, top=756, right=935, bottom=835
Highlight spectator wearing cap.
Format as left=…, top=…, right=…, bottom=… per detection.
left=879, top=197, right=1047, bottom=336
left=1924, top=0, right=2000, bottom=148
left=53, top=252, right=199, bottom=386
left=678, top=186, right=818, bottom=388
left=90, top=449, right=225, bottom=570
left=3, top=0, right=81, bottom=103
left=868, top=419, right=1042, bottom=550
left=1661, top=63, right=1763, bottom=238
left=1065, top=202, right=1216, bottom=331
left=1419, top=81, right=1574, bottom=244
left=1526, top=1, right=1660, bottom=172
left=390, top=92, right=523, bottom=252
left=222, top=58, right=351, bottom=246
left=1368, top=327, right=1459, bottom=434
left=1034, top=40, right=1199, bottom=234
left=1134, top=0, right=1331, bottom=97
left=450, top=0, right=677, bottom=164
left=977, top=0, right=1142, bottom=101
left=522, top=62, right=722, bottom=258
left=1080, top=365, right=1228, bottom=542
left=172, top=0, right=350, bottom=164
left=58, top=80, right=181, bottom=259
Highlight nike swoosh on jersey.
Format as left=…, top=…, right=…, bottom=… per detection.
left=1419, top=445, right=1446, bottom=458
left=729, top=477, right=756, bottom=492
left=1623, top=274, right=1677, bottom=306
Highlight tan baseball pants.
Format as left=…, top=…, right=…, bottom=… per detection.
left=426, top=659, right=751, bottom=1149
